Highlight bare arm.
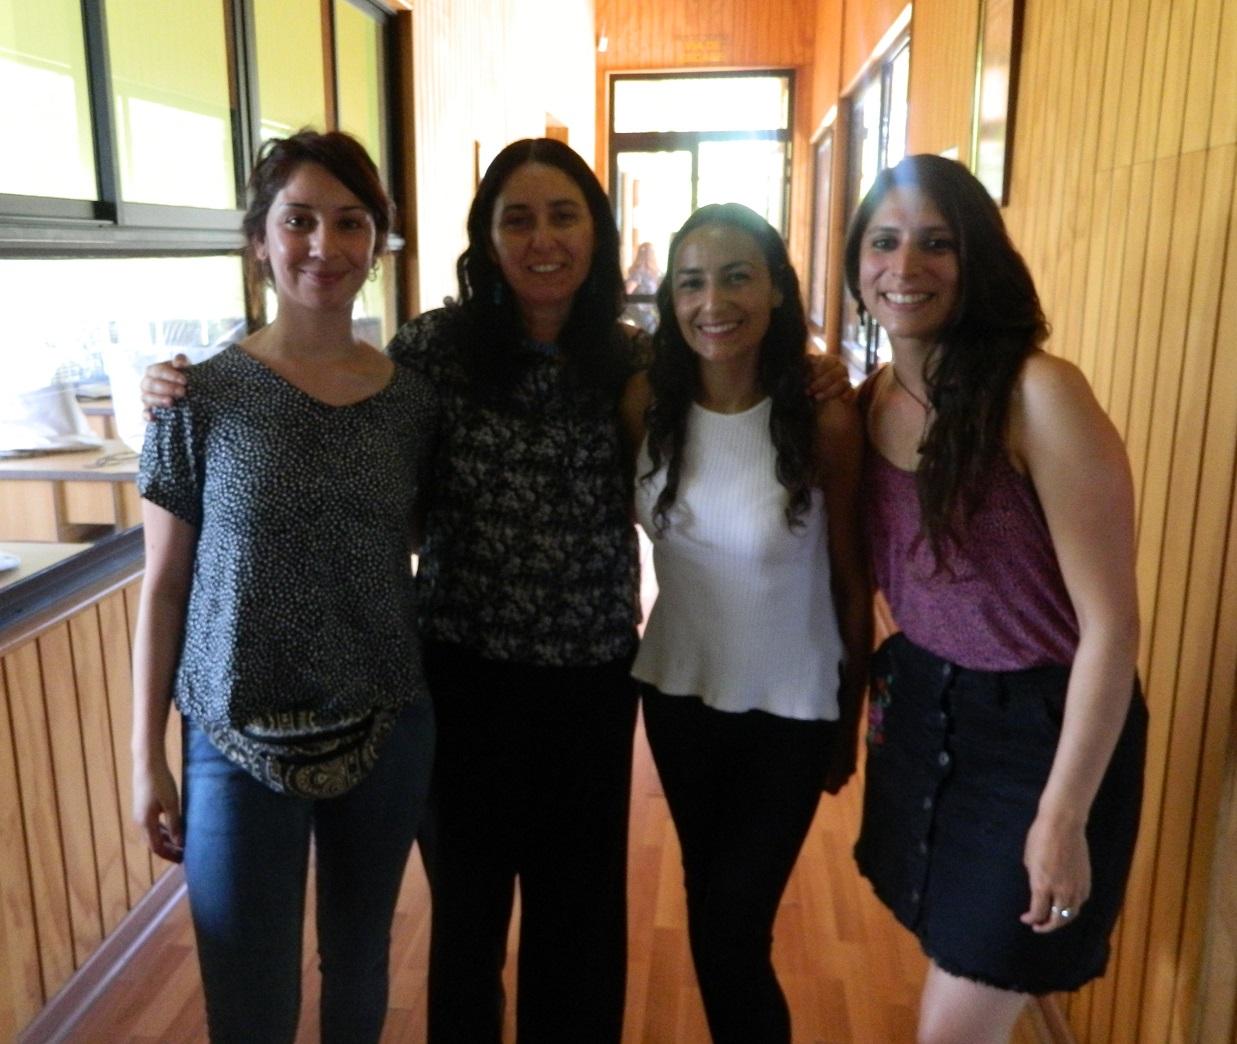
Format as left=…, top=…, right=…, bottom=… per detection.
left=131, top=500, right=198, bottom=862
left=1010, top=352, right=1139, bottom=932
left=816, top=396, right=872, bottom=793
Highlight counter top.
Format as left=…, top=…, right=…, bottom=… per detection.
left=0, top=541, right=91, bottom=593
left=0, top=440, right=138, bottom=482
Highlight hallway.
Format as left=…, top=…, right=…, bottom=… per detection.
left=65, top=712, right=1045, bottom=1043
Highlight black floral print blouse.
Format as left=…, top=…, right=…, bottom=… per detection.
left=388, top=308, right=641, bottom=667
left=138, top=346, right=437, bottom=797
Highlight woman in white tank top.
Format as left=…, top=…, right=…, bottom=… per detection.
left=619, top=203, right=869, bottom=1044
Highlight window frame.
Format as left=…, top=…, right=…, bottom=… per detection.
left=0, top=0, right=407, bottom=596
left=607, top=69, right=795, bottom=312
left=838, top=29, right=911, bottom=377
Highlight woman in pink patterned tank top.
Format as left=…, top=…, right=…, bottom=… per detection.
left=845, top=155, right=1147, bottom=1043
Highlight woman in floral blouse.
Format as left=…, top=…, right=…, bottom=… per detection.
left=144, top=137, right=644, bottom=1044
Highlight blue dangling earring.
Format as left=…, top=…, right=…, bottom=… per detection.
left=493, top=281, right=504, bottom=305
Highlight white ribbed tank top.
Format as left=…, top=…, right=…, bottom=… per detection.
left=632, top=398, right=844, bottom=721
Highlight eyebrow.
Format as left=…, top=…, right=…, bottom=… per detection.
left=500, top=199, right=583, bottom=212
left=867, top=223, right=953, bottom=235
left=279, top=201, right=369, bottom=212
left=675, top=260, right=756, bottom=276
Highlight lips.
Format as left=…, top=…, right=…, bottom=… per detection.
left=696, top=320, right=740, bottom=335
left=883, top=292, right=932, bottom=305
left=529, top=263, right=566, bottom=274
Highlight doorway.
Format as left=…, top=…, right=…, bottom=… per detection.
left=608, top=71, right=793, bottom=333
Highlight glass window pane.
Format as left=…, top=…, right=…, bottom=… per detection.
left=255, top=0, right=328, bottom=140
left=0, top=0, right=96, bottom=199
left=698, top=139, right=787, bottom=233
left=614, top=150, right=692, bottom=333
left=0, top=256, right=244, bottom=547
left=886, top=43, right=911, bottom=167
left=335, top=1, right=385, bottom=171
left=614, top=76, right=789, bottom=134
left=106, top=0, right=236, bottom=209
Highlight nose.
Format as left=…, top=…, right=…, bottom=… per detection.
left=310, top=223, right=339, bottom=258
left=889, top=242, right=921, bottom=277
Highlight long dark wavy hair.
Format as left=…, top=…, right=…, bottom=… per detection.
left=844, top=154, right=1049, bottom=561
left=451, top=138, right=629, bottom=403
left=643, top=203, right=816, bottom=534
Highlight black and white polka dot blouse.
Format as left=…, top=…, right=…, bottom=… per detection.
left=388, top=308, right=641, bottom=667
left=138, top=345, right=437, bottom=797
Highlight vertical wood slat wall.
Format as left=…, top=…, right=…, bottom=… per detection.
left=593, top=0, right=819, bottom=276
left=835, top=0, right=1237, bottom=1038
left=0, top=579, right=181, bottom=1040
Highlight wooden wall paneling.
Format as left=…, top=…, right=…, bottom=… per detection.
left=904, top=0, right=975, bottom=158
left=67, top=609, right=129, bottom=938
left=1104, top=161, right=1154, bottom=445
left=1132, top=146, right=1219, bottom=1043
left=3, top=643, right=74, bottom=999
left=1103, top=155, right=1167, bottom=1044
left=1210, top=0, right=1237, bottom=147
left=38, top=624, right=104, bottom=977
left=1018, top=0, right=1065, bottom=298
left=1169, top=145, right=1237, bottom=1043
left=1044, top=0, right=1092, bottom=366
left=1124, top=157, right=1179, bottom=549
left=1086, top=168, right=1132, bottom=414
left=1110, top=0, right=1150, bottom=171
left=1131, top=0, right=1173, bottom=166
left=1153, top=0, right=1198, bottom=161
left=1093, top=0, right=1131, bottom=175
left=120, top=582, right=154, bottom=891
left=1180, top=0, right=1223, bottom=155
left=0, top=662, right=43, bottom=1034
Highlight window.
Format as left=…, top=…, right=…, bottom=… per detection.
left=608, top=72, right=794, bottom=333
left=839, top=33, right=910, bottom=376
left=0, top=0, right=401, bottom=582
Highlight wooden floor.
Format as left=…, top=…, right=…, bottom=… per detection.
left=65, top=711, right=1043, bottom=1043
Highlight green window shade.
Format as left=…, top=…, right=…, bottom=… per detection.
left=0, top=0, right=97, bottom=199
left=254, top=0, right=328, bottom=140
left=106, top=0, right=236, bottom=209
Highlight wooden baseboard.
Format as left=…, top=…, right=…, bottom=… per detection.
left=18, top=866, right=187, bottom=1044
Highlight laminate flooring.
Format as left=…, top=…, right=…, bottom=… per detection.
left=65, top=708, right=1042, bottom=1043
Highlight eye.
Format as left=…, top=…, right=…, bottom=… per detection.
left=284, top=214, right=312, bottom=230
left=868, top=235, right=897, bottom=251
left=674, top=275, right=703, bottom=292
left=501, top=212, right=533, bottom=231
left=551, top=207, right=581, bottom=226
left=726, top=270, right=752, bottom=285
left=924, top=236, right=957, bottom=253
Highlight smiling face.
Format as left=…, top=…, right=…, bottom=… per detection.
left=489, top=161, right=596, bottom=322
left=254, top=161, right=376, bottom=316
left=857, top=184, right=960, bottom=351
left=670, top=222, right=782, bottom=370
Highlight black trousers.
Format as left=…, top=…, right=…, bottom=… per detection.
left=641, top=685, right=832, bottom=1044
left=421, top=641, right=638, bottom=1044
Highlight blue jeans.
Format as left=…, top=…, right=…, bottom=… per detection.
left=182, top=698, right=433, bottom=1043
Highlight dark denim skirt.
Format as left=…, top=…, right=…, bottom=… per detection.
left=854, top=632, right=1148, bottom=995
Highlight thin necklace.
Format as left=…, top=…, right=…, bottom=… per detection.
left=889, top=364, right=932, bottom=451
left=890, top=364, right=931, bottom=411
